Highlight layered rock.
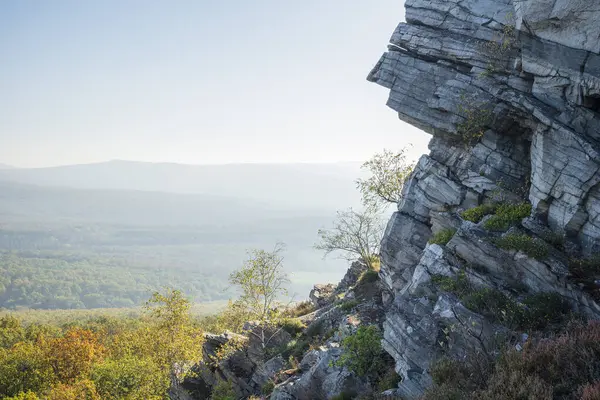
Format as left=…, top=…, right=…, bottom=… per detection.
left=369, top=0, right=600, bottom=397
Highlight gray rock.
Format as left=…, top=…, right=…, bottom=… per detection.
left=309, top=283, right=337, bottom=308
left=270, top=344, right=369, bottom=400
left=369, top=0, right=600, bottom=397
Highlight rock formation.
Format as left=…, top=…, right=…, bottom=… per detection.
left=369, top=0, right=600, bottom=398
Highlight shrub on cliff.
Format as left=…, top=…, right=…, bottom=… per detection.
left=336, top=325, right=384, bottom=378
left=423, top=321, right=600, bottom=400
left=483, top=203, right=532, bottom=231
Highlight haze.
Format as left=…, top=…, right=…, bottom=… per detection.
left=0, top=0, right=428, bottom=168
left=0, top=1, right=430, bottom=310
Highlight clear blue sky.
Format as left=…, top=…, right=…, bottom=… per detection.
left=0, top=0, right=429, bottom=168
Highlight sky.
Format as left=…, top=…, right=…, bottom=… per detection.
left=0, top=0, right=430, bottom=168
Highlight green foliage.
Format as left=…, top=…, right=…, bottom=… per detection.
left=283, top=301, right=315, bottom=318
left=461, top=204, right=497, bottom=223
left=358, top=269, right=379, bottom=285
left=376, top=367, right=401, bottom=391
left=280, top=318, right=306, bottom=336
left=91, top=356, right=165, bottom=400
left=281, top=337, right=310, bottom=360
left=336, top=325, right=384, bottom=378
left=0, top=342, right=55, bottom=397
left=429, top=229, right=457, bottom=246
left=483, top=203, right=531, bottom=231
left=494, top=234, right=549, bottom=259
left=0, top=249, right=233, bottom=310
left=228, top=243, right=289, bottom=325
left=262, top=380, right=275, bottom=395
left=568, top=256, right=600, bottom=301
left=144, top=289, right=203, bottom=374
left=210, top=379, right=236, bottom=400
left=330, top=392, right=356, bottom=400
left=456, top=98, right=493, bottom=147
left=356, top=147, right=415, bottom=207
left=3, top=391, right=41, bottom=400
left=431, top=273, right=471, bottom=298
left=339, top=300, right=360, bottom=312
left=432, top=274, right=571, bottom=332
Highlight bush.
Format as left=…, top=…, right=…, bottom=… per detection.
left=339, top=300, right=360, bottom=312
left=483, top=203, right=531, bottom=231
left=261, top=380, right=275, bottom=395
left=432, top=273, right=571, bottom=332
left=330, top=392, right=356, bottom=400
left=210, top=379, right=236, bottom=400
left=283, top=301, right=315, bottom=318
left=431, top=273, right=471, bottom=298
left=429, top=229, right=457, bottom=246
left=461, top=204, right=497, bottom=223
left=358, top=269, right=379, bottom=285
left=281, top=338, right=310, bottom=360
left=377, top=367, right=401, bottom=391
left=280, top=318, right=305, bottom=336
left=494, top=234, right=548, bottom=259
left=475, top=321, right=600, bottom=399
left=336, top=325, right=384, bottom=378
left=424, top=321, right=600, bottom=400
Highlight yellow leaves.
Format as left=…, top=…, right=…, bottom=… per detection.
left=47, top=379, right=100, bottom=400
left=44, top=328, right=105, bottom=383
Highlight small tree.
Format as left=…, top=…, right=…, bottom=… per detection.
left=229, top=243, right=290, bottom=350
left=356, top=147, right=414, bottom=208
left=315, top=206, right=384, bottom=270
left=143, top=289, right=203, bottom=382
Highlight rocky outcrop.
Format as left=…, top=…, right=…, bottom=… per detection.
left=369, top=0, right=600, bottom=398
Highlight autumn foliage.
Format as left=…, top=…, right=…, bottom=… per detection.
left=0, top=289, right=203, bottom=399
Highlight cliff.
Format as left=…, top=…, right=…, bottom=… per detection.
left=368, top=0, right=600, bottom=398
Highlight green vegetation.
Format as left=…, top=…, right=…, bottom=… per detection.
left=429, top=229, right=457, bottom=246
left=0, top=289, right=203, bottom=400
left=431, top=273, right=571, bottom=332
left=356, top=147, right=414, bottom=208
left=336, top=325, right=384, bottom=378
left=483, top=203, right=532, bottom=231
left=568, top=256, right=600, bottom=301
left=210, top=379, right=236, bottom=400
left=261, top=380, right=275, bottom=396
left=461, top=203, right=497, bottom=223
left=456, top=97, right=493, bottom=147
left=461, top=202, right=531, bottom=230
left=376, top=367, right=401, bottom=391
left=283, top=301, right=315, bottom=318
left=424, top=321, right=600, bottom=400
left=339, top=300, right=360, bottom=312
left=280, top=318, right=306, bottom=336
left=495, top=234, right=549, bottom=259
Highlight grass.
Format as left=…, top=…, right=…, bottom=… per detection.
left=494, top=234, right=549, bottom=259
left=461, top=204, right=498, bottom=223
left=283, top=301, right=315, bottom=318
left=429, top=229, right=457, bottom=246
left=483, top=203, right=532, bottom=231
left=339, top=300, right=360, bottom=312
left=431, top=273, right=571, bottom=332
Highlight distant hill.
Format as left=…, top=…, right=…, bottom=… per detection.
left=0, top=160, right=364, bottom=209
left=0, top=163, right=14, bottom=169
left=0, top=180, right=330, bottom=227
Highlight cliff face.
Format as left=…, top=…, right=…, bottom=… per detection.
left=369, top=0, right=600, bottom=398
